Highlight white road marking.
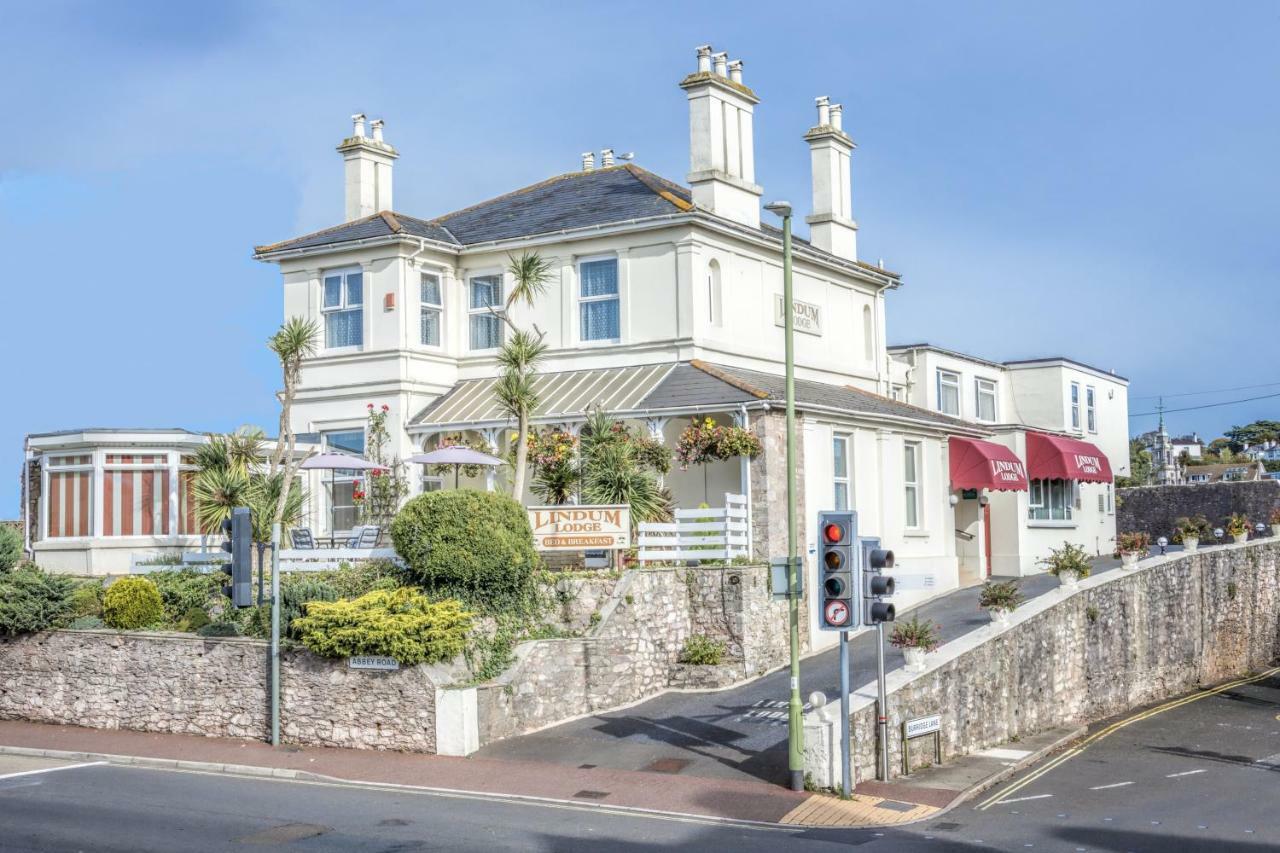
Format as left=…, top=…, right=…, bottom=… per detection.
left=997, top=794, right=1054, bottom=804
left=0, top=761, right=105, bottom=781
left=979, top=748, right=1034, bottom=761
left=1088, top=781, right=1134, bottom=790
left=1166, top=769, right=1207, bottom=778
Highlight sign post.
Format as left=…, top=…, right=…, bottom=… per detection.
left=901, top=714, right=943, bottom=776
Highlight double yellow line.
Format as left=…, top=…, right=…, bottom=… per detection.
left=976, top=665, right=1280, bottom=810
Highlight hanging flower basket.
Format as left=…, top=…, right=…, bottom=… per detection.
left=674, top=417, right=762, bottom=470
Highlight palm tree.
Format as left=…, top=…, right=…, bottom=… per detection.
left=495, top=329, right=548, bottom=501
left=192, top=466, right=251, bottom=536
left=504, top=251, right=554, bottom=317
left=582, top=440, right=670, bottom=531
left=267, top=318, right=318, bottom=529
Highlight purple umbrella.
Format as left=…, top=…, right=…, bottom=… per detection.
left=409, top=446, right=504, bottom=489
left=300, top=453, right=387, bottom=546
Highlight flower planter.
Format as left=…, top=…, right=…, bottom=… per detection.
left=903, top=646, right=927, bottom=673
left=1057, top=570, right=1080, bottom=589
left=1272, top=524, right=1280, bottom=538
left=1182, top=537, right=1199, bottom=553
left=1232, top=533, right=1248, bottom=545
left=1120, top=552, right=1141, bottom=569
left=987, top=607, right=1011, bottom=628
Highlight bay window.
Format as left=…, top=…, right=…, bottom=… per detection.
left=421, top=272, right=443, bottom=347
left=937, top=370, right=960, bottom=417
left=323, top=269, right=364, bottom=349
left=1029, top=478, right=1073, bottom=521
left=975, top=377, right=997, bottom=422
left=103, top=454, right=168, bottom=536
left=579, top=257, right=620, bottom=342
left=904, top=441, right=921, bottom=528
left=469, top=274, right=503, bottom=350
left=45, top=455, right=93, bottom=538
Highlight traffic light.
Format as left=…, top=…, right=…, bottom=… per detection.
left=859, top=537, right=895, bottom=625
left=220, top=507, right=253, bottom=608
left=818, top=510, right=856, bottom=631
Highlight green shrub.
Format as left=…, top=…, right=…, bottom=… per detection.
left=278, top=575, right=340, bottom=639
left=197, top=622, right=240, bottom=638
left=293, top=588, right=472, bottom=665
left=148, top=570, right=223, bottom=624
left=176, top=607, right=212, bottom=633
left=678, top=634, right=726, bottom=665
left=67, top=581, right=104, bottom=618
left=68, top=615, right=105, bottom=630
left=391, top=491, right=538, bottom=612
left=0, top=566, right=76, bottom=635
left=0, top=525, right=21, bottom=573
left=978, top=580, right=1023, bottom=611
left=102, top=577, right=164, bottom=630
left=1039, top=541, right=1092, bottom=579
left=889, top=615, right=942, bottom=652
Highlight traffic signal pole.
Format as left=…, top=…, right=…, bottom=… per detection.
left=876, top=622, right=889, bottom=780
left=781, top=209, right=804, bottom=793
left=839, top=632, right=852, bottom=798
left=270, top=522, right=281, bottom=747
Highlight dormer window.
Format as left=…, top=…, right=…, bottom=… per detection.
left=322, top=269, right=364, bottom=349
left=579, top=257, right=620, bottom=342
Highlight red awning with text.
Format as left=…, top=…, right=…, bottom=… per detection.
left=949, top=437, right=1029, bottom=492
left=1025, top=431, right=1113, bottom=483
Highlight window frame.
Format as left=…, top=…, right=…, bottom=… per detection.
left=321, top=268, right=365, bottom=351
left=1028, top=478, right=1074, bottom=521
left=903, top=440, right=922, bottom=529
left=577, top=254, right=621, bottom=344
left=832, top=433, right=851, bottom=511
left=322, top=429, right=367, bottom=534
left=467, top=273, right=504, bottom=352
left=419, top=271, right=444, bottom=349
left=43, top=453, right=95, bottom=540
left=974, top=377, right=998, bottom=423
left=1085, top=385, right=1097, bottom=433
left=1070, top=382, right=1081, bottom=431
left=936, top=369, right=961, bottom=417
left=102, top=453, right=170, bottom=538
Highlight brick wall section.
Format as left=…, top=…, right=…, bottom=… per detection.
left=1118, top=480, right=1280, bottom=539
left=807, top=541, right=1280, bottom=784
left=0, top=631, right=439, bottom=753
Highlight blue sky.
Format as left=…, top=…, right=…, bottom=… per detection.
left=2, top=1, right=1279, bottom=511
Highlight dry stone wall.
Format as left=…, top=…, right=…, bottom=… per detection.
left=1118, top=480, right=1280, bottom=540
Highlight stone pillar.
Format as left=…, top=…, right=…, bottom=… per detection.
left=749, top=409, right=809, bottom=649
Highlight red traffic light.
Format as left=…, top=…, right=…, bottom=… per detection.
left=823, top=523, right=845, bottom=544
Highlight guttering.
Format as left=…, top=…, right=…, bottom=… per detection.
left=20, top=435, right=31, bottom=559
left=253, top=233, right=460, bottom=263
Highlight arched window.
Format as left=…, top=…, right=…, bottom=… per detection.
left=708, top=259, right=723, bottom=327
left=862, top=304, right=874, bottom=361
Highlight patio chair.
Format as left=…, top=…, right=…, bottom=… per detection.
left=351, top=525, right=381, bottom=549
left=343, top=526, right=364, bottom=548
left=291, top=528, right=316, bottom=550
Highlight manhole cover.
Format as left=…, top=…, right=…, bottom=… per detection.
left=875, top=800, right=916, bottom=813
left=931, top=821, right=963, bottom=832
left=642, top=758, right=692, bottom=774
left=573, top=790, right=610, bottom=800
left=237, top=823, right=330, bottom=844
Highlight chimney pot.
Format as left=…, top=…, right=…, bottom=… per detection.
left=582, top=151, right=595, bottom=172
left=829, top=104, right=843, bottom=131
left=351, top=113, right=367, bottom=138
left=371, top=119, right=385, bottom=142
left=728, top=59, right=743, bottom=84
left=600, top=148, right=615, bottom=167
left=712, top=51, right=728, bottom=77
left=815, top=96, right=830, bottom=127
left=696, top=44, right=713, bottom=72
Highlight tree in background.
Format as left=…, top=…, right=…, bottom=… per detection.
left=1116, top=438, right=1153, bottom=487
left=1225, top=420, right=1280, bottom=453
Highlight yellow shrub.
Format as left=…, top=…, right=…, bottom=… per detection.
left=292, top=588, right=471, bottom=665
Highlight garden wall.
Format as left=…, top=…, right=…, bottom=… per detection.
left=0, top=630, right=442, bottom=753
left=473, top=564, right=788, bottom=745
left=1118, top=480, right=1280, bottom=539
left=805, top=540, right=1280, bottom=786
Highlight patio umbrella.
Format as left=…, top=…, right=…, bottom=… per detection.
left=409, top=446, right=505, bottom=489
left=300, top=453, right=387, bottom=546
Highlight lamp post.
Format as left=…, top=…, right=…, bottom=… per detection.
left=765, top=199, right=804, bottom=792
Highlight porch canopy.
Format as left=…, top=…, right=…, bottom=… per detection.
left=948, top=436, right=1028, bottom=491
left=1025, top=431, right=1113, bottom=483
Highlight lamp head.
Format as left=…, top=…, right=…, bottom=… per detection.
left=764, top=200, right=793, bottom=218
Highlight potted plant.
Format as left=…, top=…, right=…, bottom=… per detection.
left=1225, top=513, right=1250, bottom=544
left=1173, top=516, right=1209, bottom=553
left=1040, top=541, right=1092, bottom=588
left=890, top=615, right=941, bottom=673
left=1270, top=507, right=1280, bottom=538
left=1116, top=531, right=1151, bottom=568
left=978, top=580, right=1023, bottom=627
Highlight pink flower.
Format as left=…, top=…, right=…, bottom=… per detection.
left=381, top=404, right=390, bottom=412
left=367, top=403, right=374, bottom=410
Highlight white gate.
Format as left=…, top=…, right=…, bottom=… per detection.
left=637, top=493, right=748, bottom=564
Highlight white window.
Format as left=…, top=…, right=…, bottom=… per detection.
left=468, top=274, right=503, bottom=350
left=421, top=476, right=444, bottom=493
left=45, top=454, right=94, bottom=538
left=833, top=434, right=851, bottom=511
left=323, top=429, right=366, bottom=532
left=975, top=378, right=997, bottom=422
left=937, top=370, right=960, bottom=417
left=1086, top=386, right=1097, bottom=433
left=903, top=441, right=921, bottom=528
left=420, top=273, right=442, bottom=347
left=579, top=257, right=620, bottom=341
left=323, top=269, right=364, bottom=349
left=890, top=385, right=906, bottom=402
left=1070, top=382, right=1081, bottom=430
left=1029, top=478, right=1073, bottom=521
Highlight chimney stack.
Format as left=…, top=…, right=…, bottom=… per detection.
left=337, top=113, right=398, bottom=221
left=600, top=148, right=615, bottom=167
left=804, top=96, right=857, bottom=259
left=679, top=45, right=763, bottom=228
left=582, top=151, right=596, bottom=172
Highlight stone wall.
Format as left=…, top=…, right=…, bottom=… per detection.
left=1118, top=480, right=1280, bottom=539
left=805, top=541, right=1280, bottom=786
left=0, top=630, right=441, bottom=753
left=474, top=564, right=789, bottom=744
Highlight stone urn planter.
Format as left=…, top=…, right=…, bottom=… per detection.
left=988, top=608, right=1011, bottom=628
left=1272, top=524, right=1280, bottom=538
left=1183, top=536, right=1199, bottom=553
left=1057, top=570, right=1081, bottom=589
left=1120, top=552, right=1141, bottom=569
left=1233, top=533, right=1248, bottom=545
left=903, top=646, right=928, bottom=673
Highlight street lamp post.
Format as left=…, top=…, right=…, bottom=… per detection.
left=765, top=199, right=804, bottom=792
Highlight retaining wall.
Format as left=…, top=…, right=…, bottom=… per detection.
left=805, top=540, right=1280, bottom=786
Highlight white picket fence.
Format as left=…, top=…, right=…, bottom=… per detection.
left=637, top=493, right=749, bottom=564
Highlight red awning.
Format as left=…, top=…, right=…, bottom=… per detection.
left=1025, top=431, right=1113, bottom=483
left=949, top=437, right=1029, bottom=492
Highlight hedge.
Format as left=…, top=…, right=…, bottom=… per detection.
left=102, top=576, right=164, bottom=630
left=0, top=566, right=75, bottom=635
left=0, top=525, right=21, bottom=573
left=292, top=588, right=472, bottom=665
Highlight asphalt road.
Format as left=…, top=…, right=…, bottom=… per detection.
left=1, top=668, right=1274, bottom=852
left=477, top=570, right=1068, bottom=784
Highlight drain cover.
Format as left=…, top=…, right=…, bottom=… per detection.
left=573, top=790, right=610, bottom=800
left=236, top=823, right=330, bottom=844
left=931, top=822, right=963, bottom=832
left=578, top=763, right=597, bottom=769
left=876, top=800, right=916, bottom=813
left=642, top=758, right=692, bottom=774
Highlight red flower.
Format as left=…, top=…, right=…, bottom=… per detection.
left=381, top=404, right=390, bottom=412
left=367, top=403, right=374, bottom=410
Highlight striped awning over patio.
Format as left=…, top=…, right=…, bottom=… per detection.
left=410, top=363, right=676, bottom=431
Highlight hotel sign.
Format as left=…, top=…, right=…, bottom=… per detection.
left=990, top=459, right=1027, bottom=485
left=1073, top=454, right=1104, bottom=476
left=773, top=295, right=823, bottom=336
left=528, top=505, right=631, bottom=551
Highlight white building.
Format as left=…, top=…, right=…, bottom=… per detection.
left=21, top=47, right=1129, bottom=654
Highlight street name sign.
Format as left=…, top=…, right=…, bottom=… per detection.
left=348, top=656, right=399, bottom=671
left=904, top=714, right=941, bottom=738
